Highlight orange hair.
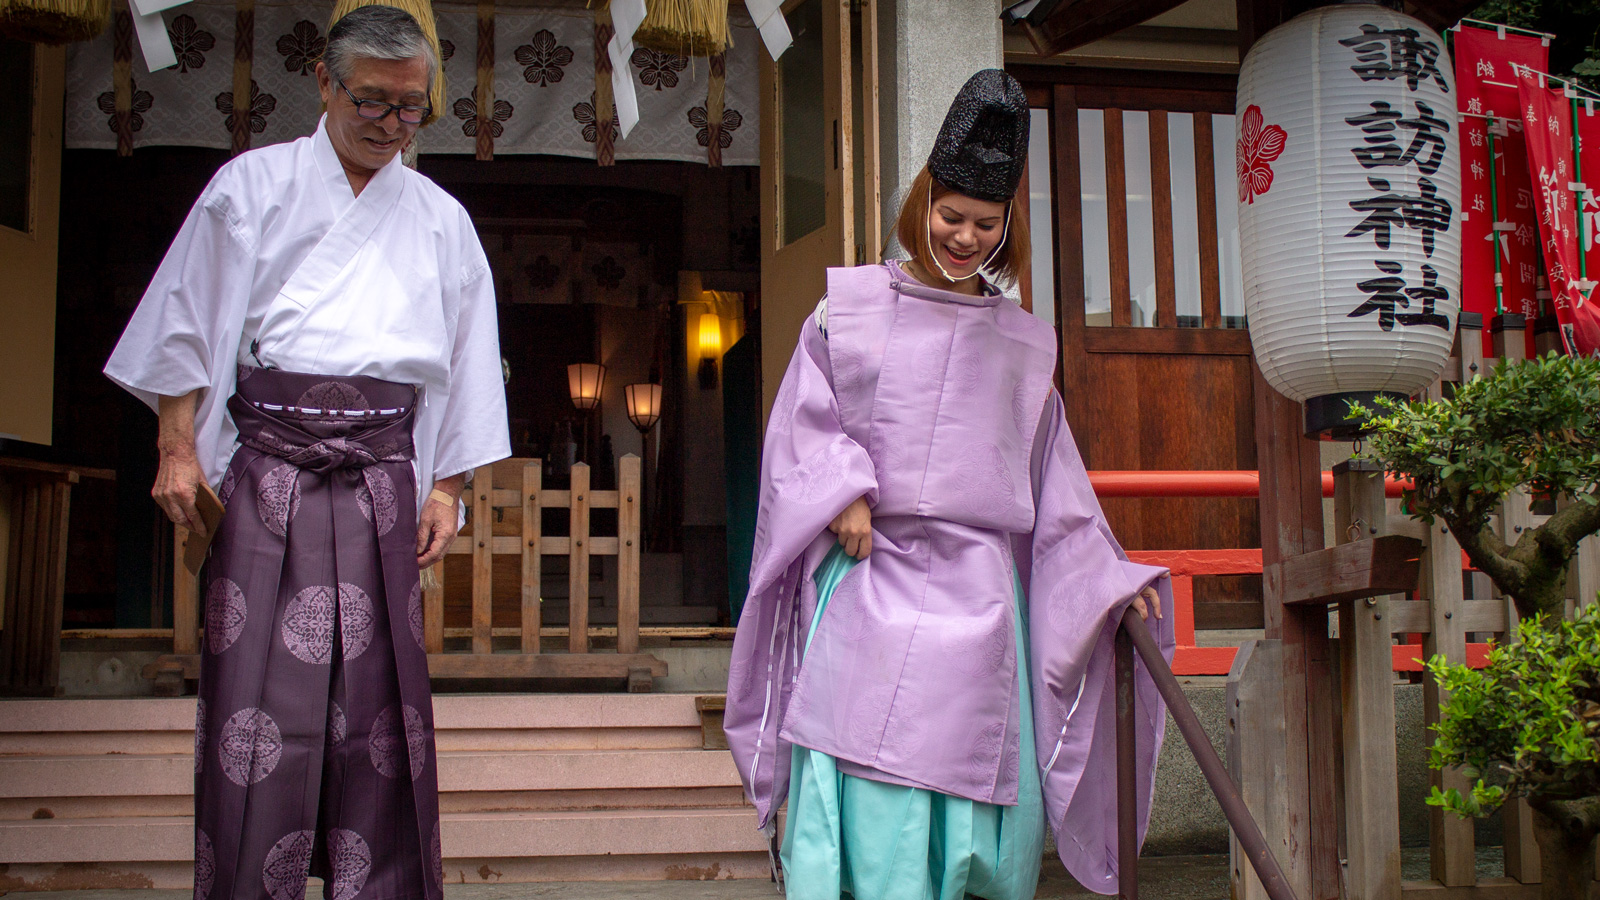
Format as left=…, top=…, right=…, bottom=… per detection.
left=894, top=165, right=1031, bottom=287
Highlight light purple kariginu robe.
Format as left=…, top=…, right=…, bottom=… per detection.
left=724, top=261, right=1176, bottom=894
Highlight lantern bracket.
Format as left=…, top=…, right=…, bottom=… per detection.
left=1304, top=391, right=1406, bottom=441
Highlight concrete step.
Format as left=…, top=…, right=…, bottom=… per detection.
left=0, top=807, right=767, bottom=865
left=0, top=749, right=742, bottom=800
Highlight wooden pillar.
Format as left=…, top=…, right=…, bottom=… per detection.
left=1254, top=362, right=1340, bottom=900
left=1334, top=460, right=1402, bottom=900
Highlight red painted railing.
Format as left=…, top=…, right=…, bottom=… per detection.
left=1101, top=471, right=1487, bottom=677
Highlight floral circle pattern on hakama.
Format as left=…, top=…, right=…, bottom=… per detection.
left=281, top=585, right=337, bottom=664
left=261, top=830, right=314, bottom=900
left=205, top=578, right=247, bottom=654
left=219, top=707, right=282, bottom=786
left=326, top=828, right=373, bottom=900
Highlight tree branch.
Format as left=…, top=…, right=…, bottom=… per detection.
left=1533, top=493, right=1600, bottom=568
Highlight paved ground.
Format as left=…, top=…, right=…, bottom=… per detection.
left=0, top=854, right=1234, bottom=900
left=0, top=847, right=1512, bottom=900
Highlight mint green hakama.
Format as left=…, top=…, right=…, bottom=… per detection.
left=781, top=546, right=1046, bottom=900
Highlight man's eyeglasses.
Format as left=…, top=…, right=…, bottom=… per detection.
left=339, top=81, right=430, bottom=125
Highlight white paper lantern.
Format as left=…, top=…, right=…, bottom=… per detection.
left=1238, top=2, right=1461, bottom=437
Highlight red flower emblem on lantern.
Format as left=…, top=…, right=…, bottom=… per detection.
left=1236, top=104, right=1287, bottom=204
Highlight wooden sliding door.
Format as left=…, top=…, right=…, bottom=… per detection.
left=1020, top=69, right=1260, bottom=625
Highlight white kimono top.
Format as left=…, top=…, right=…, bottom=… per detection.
left=105, top=117, right=510, bottom=508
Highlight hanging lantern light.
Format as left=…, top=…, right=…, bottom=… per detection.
left=624, top=383, right=662, bottom=433
left=568, top=363, right=606, bottom=411
left=1237, top=2, right=1461, bottom=438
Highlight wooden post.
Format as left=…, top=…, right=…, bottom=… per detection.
left=1333, top=460, right=1402, bottom=900
left=617, top=456, right=641, bottom=656
left=1499, top=487, right=1541, bottom=884
left=1489, top=314, right=1526, bottom=363
left=1422, top=518, right=1475, bottom=886
left=471, top=463, right=494, bottom=656
left=1229, top=639, right=1288, bottom=900
left=520, top=462, right=542, bottom=654
left=568, top=463, right=591, bottom=654
left=1253, top=363, right=1340, bottom=900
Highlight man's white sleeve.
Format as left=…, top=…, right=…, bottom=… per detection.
left=431, top=255, right=511, bottom=481
left=104, top=187, right=254, bottom=413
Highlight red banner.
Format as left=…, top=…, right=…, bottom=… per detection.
left=1518, top=77, right=1600, bottom=355
left=1452, top=23, right=1548, bottom=353
left=1576, top=102, right=1600, bottom=353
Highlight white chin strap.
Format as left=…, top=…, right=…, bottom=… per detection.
left=927, top=195, right=1012, bottom=283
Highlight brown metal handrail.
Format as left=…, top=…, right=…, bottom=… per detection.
left=1114, top=607, right=1299, bottom=900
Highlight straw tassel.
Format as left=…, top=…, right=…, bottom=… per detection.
left=593, top=7, right=616, bottom=167
left=707, top=51, right=725, bottom=167
left=0, top=0, right=111, bottom=44
left=633, top=0, right=730, bottom=57
left=474, top=0, right=494, bottom=161
left=111, top=1, right=132, bottom=156
left=231, top=0, right=254, bottom=156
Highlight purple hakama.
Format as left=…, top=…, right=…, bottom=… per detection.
left=194, top=366, right=441, bottom=900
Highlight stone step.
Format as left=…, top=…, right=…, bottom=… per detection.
left=0, top=749, right=742, bottom=800
left=0, top=694, right=714, bottom=755
left=0, top=807, right=767, bottom=865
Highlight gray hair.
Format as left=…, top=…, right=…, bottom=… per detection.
left=323, top=5, right=438, bottom=96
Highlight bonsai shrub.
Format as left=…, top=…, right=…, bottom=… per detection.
left=1427, top=607, right=1600, bottom=899
left=1353, top=352, right=1600, bottom=623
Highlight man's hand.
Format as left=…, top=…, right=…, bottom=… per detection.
left=416, top=474, right=466, bottom=568
left=828, top=495, right=873, bottom=560
left=1131, top=572, right=1171, bottom=621
left=154, top=391, right=209, bottom=536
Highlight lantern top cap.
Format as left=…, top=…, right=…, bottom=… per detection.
left=928, top=69, right=1030, bottom=204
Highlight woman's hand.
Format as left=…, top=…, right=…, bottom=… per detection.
left=153, top=390, right=209, bottom=535
left=1131, top=573, right=1170, bottom=621
left=416, top=475, right=466, bottom=568
left=828, top=495, right=874, bottom=560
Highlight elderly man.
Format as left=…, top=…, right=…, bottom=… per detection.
left=104, top=7, right=507, bottom=900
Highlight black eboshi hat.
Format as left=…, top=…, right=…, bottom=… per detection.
left=926, top=69, right=1030, bottom=203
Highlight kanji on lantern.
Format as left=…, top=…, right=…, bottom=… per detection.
left=1339, top=23, right=1450, bottom=92
left=1346, top=176, right=1453, bottom=256
left=1345, top=100, right=1449, bottom=174
left=1349, top=260, right=1453, bottom=330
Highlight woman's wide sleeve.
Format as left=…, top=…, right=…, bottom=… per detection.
left=724, top=318, right=878, bottom=831
left=1027, top=391, right=1175, bottom=895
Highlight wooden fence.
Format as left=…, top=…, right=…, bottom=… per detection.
left=148, top=455, right=665, bottom=693
left=421, top=456, right=665, bottom=690
left=1231, top=325, right=1600, bottom=900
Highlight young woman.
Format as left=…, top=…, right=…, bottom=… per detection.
left=725, top=69, right=1174, bottom=899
